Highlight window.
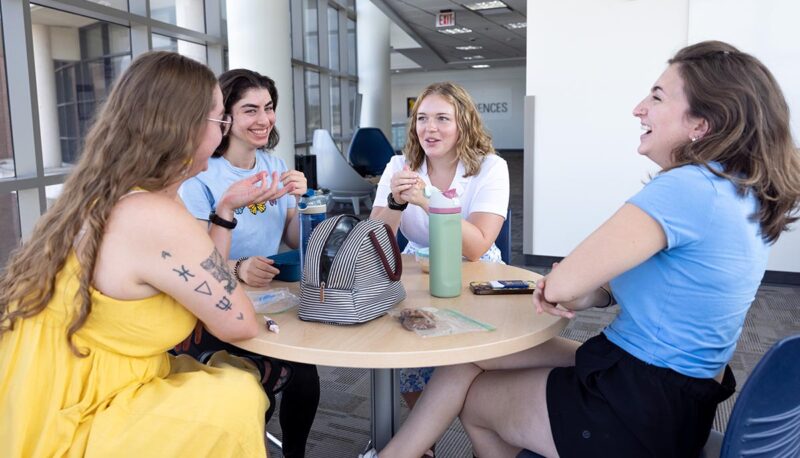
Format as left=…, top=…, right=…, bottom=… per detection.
left=43, top=16, right=133, bottom=168
left=327, top=6, right=339, bottom=71
left=304, top=70, right=322, bottom=139
left=0, top=0, right=226, bottom=257
left=302, top=0, right=319, bottom=65
left=152, top=34, right=207, bottom=64
left=291, top=0, right=357, bottom=147
left=150, top=0, right=206, bottom=33
left=0, top=12, right=13, bottom=179
left=0, top=192, right=22, bottom=267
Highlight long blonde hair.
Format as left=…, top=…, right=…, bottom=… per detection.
left=403, top=82, right=494, bottom=177
left=665, top=41, right=800, bottom=243
left=0, top=51, right=217, bottom=355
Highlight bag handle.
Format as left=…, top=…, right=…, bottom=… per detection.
left=368, top=224, right=403, bottom=281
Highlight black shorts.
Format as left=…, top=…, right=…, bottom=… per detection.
left=546, top=333, right=735, bottom=458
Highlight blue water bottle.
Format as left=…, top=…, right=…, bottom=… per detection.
left=299, top=189, right=328, bottom=269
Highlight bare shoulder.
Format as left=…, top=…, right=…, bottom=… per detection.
left=103, top=191, right=210, bottom=254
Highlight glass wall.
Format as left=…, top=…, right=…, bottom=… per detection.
left=291, top=0, right=357, bottom=149
left=0, top=11, right=12, bottom=178
left=0, top=0, right=226, bottom=268
left=0, top=10, right=20, bottom=264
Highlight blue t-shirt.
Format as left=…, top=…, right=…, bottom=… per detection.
left=179, top=151, right=296, bottom=260
left=605, top=163, right=769, bottom=378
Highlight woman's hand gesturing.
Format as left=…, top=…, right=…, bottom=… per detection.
left=218, top=171, right=289, bottom=213
left=391, top=164, right=426, bottom=207
left=280, top=169, right=308, bottom=199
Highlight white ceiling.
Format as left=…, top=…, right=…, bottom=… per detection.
left=373, top=0, right=527, bottom=73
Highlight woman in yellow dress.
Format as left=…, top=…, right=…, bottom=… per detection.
left=0, top=51, right=286, bottom=457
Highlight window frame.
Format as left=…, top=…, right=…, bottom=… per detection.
left=0, top=0, right=225, bottom=242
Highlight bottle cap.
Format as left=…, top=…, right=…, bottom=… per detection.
left=429, top=187, right=461, bottom=214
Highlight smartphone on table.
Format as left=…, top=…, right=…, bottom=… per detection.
left=469, top=280, right=536, bottom=295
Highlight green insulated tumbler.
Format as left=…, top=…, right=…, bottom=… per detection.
left=429, top=188, right=462, bottom=297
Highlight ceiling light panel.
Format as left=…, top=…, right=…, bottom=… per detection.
left=455, top=45, right=483, bottom=51
left=462, top=55, right=484, bottom=60
left=505, top=22, right=527, bottom=29
left=471, top=64, right=491, bottom=68
left=464, top=1, right=508, bottom=11
left=438, top=27, right=472, bottom=35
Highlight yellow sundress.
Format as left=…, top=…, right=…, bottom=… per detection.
left=0, top=252, right=268, bottom=457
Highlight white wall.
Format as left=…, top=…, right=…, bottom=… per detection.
left=390, top=66, right=525, bottom=150
left=687, top=0, right=800, bottom=271
left=525, top=0, right=800, bottom=273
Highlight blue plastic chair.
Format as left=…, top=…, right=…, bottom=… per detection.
left=348, top=127, right=396, bottom=177
left=702, top=333, right=800, bottom=458
left=496, top=209, right=511, bottom=264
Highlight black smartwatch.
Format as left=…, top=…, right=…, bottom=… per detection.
left=208, top=211, right=237, bottom=229
left=387, top=193, right=409, bottom=211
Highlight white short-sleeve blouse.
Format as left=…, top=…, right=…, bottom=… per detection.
left=374, top=154, right=509, bottom=257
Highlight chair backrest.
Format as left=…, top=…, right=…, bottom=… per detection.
left=348, top=127, right=395, bottom=177
left=496, top=208, right=511, bottom=264
left=721, top=333, right=800, bottom=457
left=311, top=129, right=375, bottom=194
left=397, top=208, right=511, bottom=263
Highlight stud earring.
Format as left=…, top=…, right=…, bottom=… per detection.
left=690, top=136, right=698, bottom=142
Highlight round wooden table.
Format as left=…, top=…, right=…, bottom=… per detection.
left=236, top=255, right=567, bottom=449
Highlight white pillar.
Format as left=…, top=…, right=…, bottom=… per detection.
left=356, top=0, right=391, bottom=138
left=31, top=24, right=61, bottom=170
left=226, top=0, right=295, bottom=168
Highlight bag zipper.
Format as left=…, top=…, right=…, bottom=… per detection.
left=319, top=281, right=325, bottom=303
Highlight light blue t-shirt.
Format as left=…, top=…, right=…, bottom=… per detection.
left=605, top=163, right=770, bottom=378
left=179, top=151, right=296, bottom=260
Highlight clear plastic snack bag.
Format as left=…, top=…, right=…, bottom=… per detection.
left=246, top=288, right=300, bottom=314
left=390, top=307, right=495, bottom=337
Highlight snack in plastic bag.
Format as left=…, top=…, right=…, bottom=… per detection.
left=246, top=288, right=300, bottom=314
left=391, top=307, right=495, bottom=337
left=399, top=308, right=437, bottom=331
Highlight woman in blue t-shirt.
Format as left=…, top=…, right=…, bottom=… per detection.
left=177, top=70, right=319, bottom=458
left=361, top=41, right=800, bottom=458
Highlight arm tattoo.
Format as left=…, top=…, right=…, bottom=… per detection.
left=173, top=265, right=195, bottom=281
left=214, top=296, right=232, bottom=311
left=201, top=248, right=237, bottom=294
left=194, top=281, right=212, bottom=296
left=161, top=251, right=172, bottom=259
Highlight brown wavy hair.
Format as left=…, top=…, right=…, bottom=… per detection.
left=403, top=81, right=494, bottom=177
left=0, top=51, right=217, bottom=355
left=213, top=69, right=279, bottom=156
left=664, top=41, right=800, bottom=243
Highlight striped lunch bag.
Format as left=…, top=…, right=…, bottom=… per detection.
left=299, top=214, right=406, bottom=324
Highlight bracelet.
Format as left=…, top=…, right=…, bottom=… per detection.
left=208, top=211, right=237, bottom=229
left=234, top=257, right=249, bottom=284
left=597, top=286, right=615, bottom=308
left=387, top=192, right=409, bottom=211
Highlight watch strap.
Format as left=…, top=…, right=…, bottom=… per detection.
left=387, top=193, right=409, bottom=211
left=208, top=211, right=237, bottom=229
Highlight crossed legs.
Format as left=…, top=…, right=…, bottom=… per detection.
left=377, top=337, right=580, bottom=458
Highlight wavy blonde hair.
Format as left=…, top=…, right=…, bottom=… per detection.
left=665, top=41, right=800, bottom=243
left=0, top=51, right=217, bottom=355
left=403, top=82, right=494, bottom=177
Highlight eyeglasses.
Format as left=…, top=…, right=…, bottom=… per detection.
left=207, top=114, right=232, bottom=136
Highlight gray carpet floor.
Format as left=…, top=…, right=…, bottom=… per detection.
left=267, top=150, right=800, bottom=457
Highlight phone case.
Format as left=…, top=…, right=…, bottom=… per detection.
left=469, top=280, right=536, bottom=295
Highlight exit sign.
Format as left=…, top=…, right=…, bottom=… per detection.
left=436, top=10, right=455, bottom=28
